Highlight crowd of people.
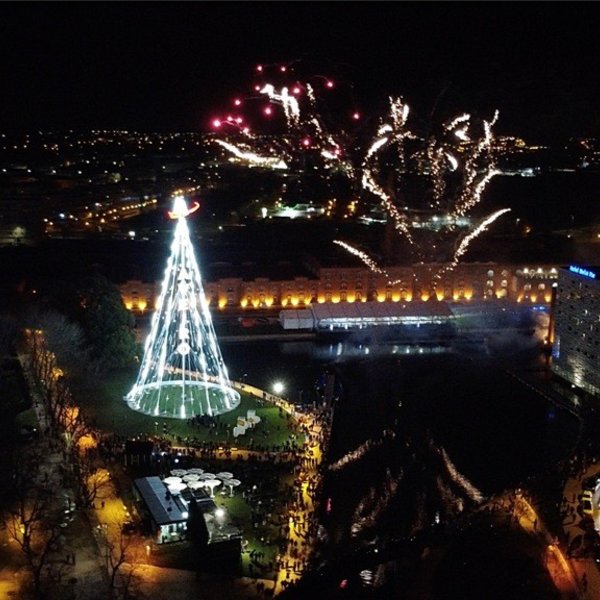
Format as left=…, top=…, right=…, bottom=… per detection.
left=273, top=403, right=334, bottom=593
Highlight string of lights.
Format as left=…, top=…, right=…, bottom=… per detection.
left=125, top=195, right=240, bottom=419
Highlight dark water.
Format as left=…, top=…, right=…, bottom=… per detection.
left=222, top=338, right=577, bottom=495
left=221, top=333, right=579, bottom=597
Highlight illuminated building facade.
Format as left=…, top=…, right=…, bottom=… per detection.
left=120, top=263, right=558, bottom=313
left=551, top=265, right=600, bottom=396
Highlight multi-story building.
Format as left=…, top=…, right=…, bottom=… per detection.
left=551, top=265, right=600, bottom=396
left=120, top=262, right=559, bottom=314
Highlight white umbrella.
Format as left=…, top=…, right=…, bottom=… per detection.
left=187, top=480, right=205, bottom=490
left=182, top=474, right=200, bottom=482
left=201, top=473, right=216, bottom=479
left=216, top=472, right=234, bottom=480
left=163, top=476, right=183, bottom=485
left=170, top=469, right=187, bottom=477
left=225, top=478, right=241, bottom=497
left=188, top=468, right=204, bottom=475
left=168, top=482, right=187, bottom=494
left=203, top=479, right=221, bottom=498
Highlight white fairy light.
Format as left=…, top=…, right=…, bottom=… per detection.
left=125, top=194, right=240, bottom=419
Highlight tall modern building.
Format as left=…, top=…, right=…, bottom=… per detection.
left=551, top=265, right=600, bottom=396
left=125, top=195, right=240, bottom=418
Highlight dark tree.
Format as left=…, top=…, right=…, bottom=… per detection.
left=0, top=314, right=18, bottom=357
left=102, top=527, right=143, bottom=599
left=6, top=451, right=63, bottom=599
left=77, top=275, right=137, bottom=372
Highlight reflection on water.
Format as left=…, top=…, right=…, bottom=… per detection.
left=281, top=340, right=452, bottom=360
left=222, top=338, right=576, bottom=498
left=223, top=337, right=578, bottom=593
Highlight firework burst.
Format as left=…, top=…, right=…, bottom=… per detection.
left=210, top=65, right=508, bottom=281
left=336, top=98, right=508, bottom=284
left=210, top=63, right=361, bottom=178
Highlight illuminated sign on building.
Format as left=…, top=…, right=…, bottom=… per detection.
left=569, top=265, right=597, bottom=279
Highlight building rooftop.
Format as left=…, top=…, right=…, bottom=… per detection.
left=281, top=301, right=454, bottom=330
left=134, top=476, right=188, bottom=526
left=310, top=301, right=453, bottom=322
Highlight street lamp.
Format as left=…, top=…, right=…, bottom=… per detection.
left=273, top=381, right=285, bottom=395
left=215, top=507, right=225, bottom=520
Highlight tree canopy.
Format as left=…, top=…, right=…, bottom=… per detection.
left=77, top=274, right=137, bottom=372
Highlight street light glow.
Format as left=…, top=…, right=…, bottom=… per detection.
left=273, top=381, right=284, bottom=395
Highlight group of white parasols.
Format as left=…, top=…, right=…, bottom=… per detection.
left=163, top=468, right=241, bottom=498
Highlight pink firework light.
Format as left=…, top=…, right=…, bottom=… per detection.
left=210, top=62, right=363, bottom=179
left=211, top=63, right=362, bottom=146
left=210, top=115, right=247, bottom=132
left=210, top=64, right=506, bottom=284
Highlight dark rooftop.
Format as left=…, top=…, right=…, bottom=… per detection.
left=134, top=476, right=188, bottom=526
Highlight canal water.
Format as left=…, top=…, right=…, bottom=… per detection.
left=221, top=336, right=579, bottom=551
left=222, top=337, right=578, bottom=493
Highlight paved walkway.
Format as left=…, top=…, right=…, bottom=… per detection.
left=563, top=464, right=600, bottom=599
left=18, top=355, right=108, bottom=599
left=14, top=355, right=331, bottom=598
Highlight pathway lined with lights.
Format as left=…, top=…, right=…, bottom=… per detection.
left=482, top=490, right=581, bottom=598
left=562, top=464, right=600, bottom=599
left=273, top=405, right=328, bottom=595
left=168, top=384, right=330, bottom=595
left=512, top=493, right=580, bottom=596
left=83, top=380, right=330, bottom=598
left=17, top=355, right=108, bottom=599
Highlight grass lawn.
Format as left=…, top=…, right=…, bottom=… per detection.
left=148, top=482, right=282, bottom=578
left=127, top=382, right=240, bottom=419
left=213, top=493, right=279, bottom=578
left=73, top=368, right=301, bottom=448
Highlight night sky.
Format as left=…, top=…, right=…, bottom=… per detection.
left=1, top=3, right=599, bottom=142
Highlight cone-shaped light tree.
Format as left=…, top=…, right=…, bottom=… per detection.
left=125, top=195, right=240, bottom=418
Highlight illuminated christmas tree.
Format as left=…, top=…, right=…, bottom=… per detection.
left=125, top=195, right=240, bottom=418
